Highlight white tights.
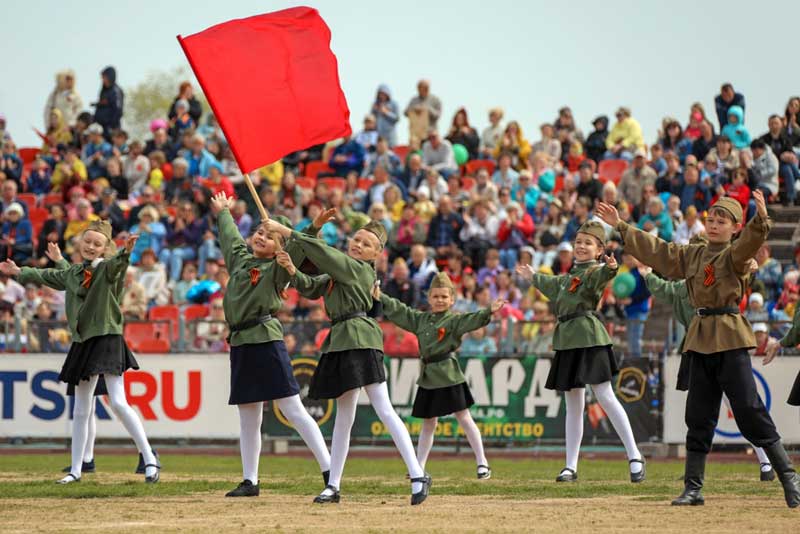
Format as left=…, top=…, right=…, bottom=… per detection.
left=69, top=374, right=156, bottom=478
left=416, top=409, right=488, bottom=471
left=563, top=382, right=641, bottom=474
left=325, top=383, right=423, bottom=494
left=237, top=395, right=331, bottom=484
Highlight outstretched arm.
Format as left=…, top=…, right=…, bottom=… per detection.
left=210, top=192, right=247, bottom=272
left=515, top=264, right=563, bottom=301
left=731, top=190, right=772, bottom=273
left=276, top=250, right=330, bottom=299
left=379, top=293, right=422, bottom=332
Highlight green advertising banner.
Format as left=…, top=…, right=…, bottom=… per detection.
left=263, top=354, right=658, bottom=444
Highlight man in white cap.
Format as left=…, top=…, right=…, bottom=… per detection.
left=0, top=203, right=33, bottom=263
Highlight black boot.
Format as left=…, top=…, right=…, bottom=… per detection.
left=226, top=479, right=259, bottom=497
left=763, top=441, right=800, bottom=508
left=672, top=451, right=705, bottom=506
left=322, top=470, right=330, bottom=486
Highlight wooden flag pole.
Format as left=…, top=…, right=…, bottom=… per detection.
left=242, top=171, right=283, bottom=253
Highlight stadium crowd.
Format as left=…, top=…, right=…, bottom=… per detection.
left=1, top=68, right=799, bottom=356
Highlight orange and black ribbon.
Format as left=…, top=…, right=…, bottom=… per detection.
left=703, top=264, right=715, bottom=287
left=249, top=268, right=261, bottom=286
left=81, top=269, right=93, bottom=288
left=437, top=327, right=446, bottom=341
left=568, top=276, right=581, bottom=293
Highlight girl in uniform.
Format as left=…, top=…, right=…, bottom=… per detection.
left=268, top=215, right=432, bottom=505
left=516, top=220, right=645, bottom=483
left=0, top=221, right=160, bottom=484
left=376, top=272, right=505, bottom=479
left=209, top=192, right=331, bottom=497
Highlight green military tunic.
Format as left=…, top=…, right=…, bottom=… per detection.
left=645, top=274, right=693, bottom=352
left=18, top=251, right=130, bottom=343
left=529, top=260, right=617, bottom=350
left=779, top=306, right=800, bottom=349
left=380, top=294, right=491, bottom=389
left=617, top=213, right=772, bottom=354
left=217, top=208, right=297, bottom=346
left=286, top=231, right=383, bottom=353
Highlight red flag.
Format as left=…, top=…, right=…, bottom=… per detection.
left=177, top=7, right=351, bottom=173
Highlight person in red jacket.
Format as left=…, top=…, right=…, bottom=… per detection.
left=202, top=163, right=234, bottom=198
left=713, top=167, right=751, bottom=220
left=497, top=202, right=534, bottom=269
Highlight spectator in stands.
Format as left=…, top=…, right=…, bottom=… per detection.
left=34, top=204, right=67, bottom=267
left=426, top=195, right=462, bottom=257
left=707, top=134, right=740, bottom=178
left=551, top=242, right=574, bottom=275
left=638, top=196, right=673, bottom=241
left=364, top=164, right=394, bottom=212
left=121, top=269, right=147, bottom=320
left=172, top=262, right=198, bottom=306
left=673, top=205, right=705, bottom=245
left=691, top=120, right=717, bottom=162
left=328, top=136, right=366, bottom=177
left=460, top=326, right=497, bottom=356
left=92, top=66, right=124, bottom=136
left=784, top=96, right=800, bottom=146
left=387, top=203, right=424, bottom=263
left=480, top=107, right=504, bottom=160
left=0, top=203, right=32, bottom=264
left=405, top=79, right=442, bottom=143
left=493, top=121, right=531, bottom=170
left=1, top=140, right=23, bottom=186
left=717, top=166, right=751, bottom=218
left=575, top=160, right=602, bottom=205
left=532, top=123, right=561, bottom=164
left=82, top=123, right=112, bottom=180
left=533, top=198, right=566, bottom=268
left=721, top=105, right=751, bottom=151
left=619, top=253, right=650, bottom=358
left=745, top=293, right=770, bottom=324
left=44, top=70, right=83, bottom=128
left=230, top=200, right=252, bottom=238
left=160, top=202, right=209, bottom=280
left=398, top=152, right=425, bottom=192
left=93, top=187, right=126, bottom=235
left=363, top=136, right=402, bottom=177
left=754, top=244, right=783, bottom=304
left=748, top=140, right=779, bottom=199
left=383, top=323, right=420, bottom=357
left=584, top=115, right=609, bottom=163
left=202, top=163, right=234, bottom=198
left=136, top=248, right=170, bottom=307
left=370, top=84, right=399, bottom=147
left=472, top=168, right=498, bottom=210
left=446, top=108, right=480, bottom=160
left=408, top=243, right=437, bottom=292
left=144, top=126, right=174, bottom=159
left=42, top=109, right=73, bottom=154
left=383, top=184, right=405, bottom=222
left=563, top=196, right=592, bottom=242
left=618, top=148, right=656, bottom=206
left=655, top=152, right=683, bottom=194
left=477, top=248, right=503, bottom=286
left=492, top=152, right=520, bottom=190
left=129, top=206, right=166, bottom=265
left=123, top=140, right=150, bottom=194
left=659, top=119, right=692, bottom=164
left=165, top=157, right=194, bottom=204
left=511, top=170, right=540, bottom=214
left=460, top=200, right=498, bottom=268
left=684, top=103, right=707, bottom=141
left=384, top=257, right=417, bottom=307
left=63, top=198, right=99, bottom=242
left=714, top=83, right=746, bottom=131
left=183, top=133, right=218, bottom=179
left=678, top=163, right=710, bottom=212
left=195, top=296, right=228, bottom=352
left=554, top=106, right=584, bottom=143
left=497, top=201, right=533, bottom=270
left=604, top=107, right=644, bottom=161
left=415, top=168, right=448, bottom=204
left=168, top=81, right=203, bottom=125
left=759, top=115, right=799, bottom=205
left=354, top=114, right=379, bottom=153
left=421, top=129, right=457, bottom=178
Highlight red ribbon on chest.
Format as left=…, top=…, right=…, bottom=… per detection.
left=568, top=276, right=582, bottom=293
left=437, top=327, right=446, bottom=342
left=82, top=269, right=93, bottom=288
left=703, top=264, right=715, bottom=287
left=249, top=268, right=261, bottom=286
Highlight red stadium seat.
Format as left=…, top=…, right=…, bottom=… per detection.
left=149, top=305, right=181, bottom=341
left=465, top=160, right=496, bottom=176
left=135, top=337, right=172, bottom=353
left=304, top=161, right=334, bottom=179
left=598, top=159, right=628, bottom=185
left=183, top=304, right=209, bottom=323
left=28, top=207, right=49, bottom=225
left=43, top=193, right=63, bottom=207
left=17, top=193, right=37, bottom=212
left=18, top=147, right=40, bottom=165
left=124, top=322, right=170, bottom=351
left=357, top=178, right=373, bottom=191
left=393, top=145, right=410, bottom=161
left=295, top=177, right=316, bottom=190
left=318, top=177, right=346, bottom=191
left=461, top=176, right=476, bottom=191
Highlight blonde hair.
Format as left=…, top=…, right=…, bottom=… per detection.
left=79, top=227, right=117, bottom=259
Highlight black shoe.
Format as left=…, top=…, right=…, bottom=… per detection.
left=556, top=468, right=577, bottom=482
left=672, top=451, right=705, bottom=506
left=136, top=449, right=158, bottom=474
left=410, top=474, right=432, bottom=505
left=62, top=459, right=95, bottom=474
left=313, top=485, right=341, bottom=504
left=629, top=458, right=646, bottom=483
left=144, top=463, right=161, bottom=484
left=760, top=463, right=776, bottom=482
left=56, top=473, right=81, bottom=485
left=764, top=441, right=800, bottom=508
left=477, top=465, right=492, bottom=480
left=226, top=479, right=259, bottom=497
left=322, top=470, right=330, bottom=486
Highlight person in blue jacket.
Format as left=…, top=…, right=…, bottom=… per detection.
left=721, top=105, right=751, bottom=150
left=92, top=66, right=124, bottom=138
left=714, top=83, right=745, bottom=131
left=620, top=252, right=651, bottom=358
left=0, top=203, right=33, bottom=264
left=329, top=137, right=366, bottom=177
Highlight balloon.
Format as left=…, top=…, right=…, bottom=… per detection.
left=659, top=192, right=671, bottom=208
left=453, top=144, right=469, bottom=165
left=186, top=280, right=222, bottom=304
left=538, top=170, right=555, bottom=193
left=612, top=272, right=637, bottom=299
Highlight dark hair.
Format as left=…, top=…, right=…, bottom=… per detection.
left=717, top=134, right=731, bottom=143
left=768, top=114, right=781, bottom=122
left=750, top=139, right=766, bottom=151
left=720, top=83, right=734, bottom=92
left=77, top=111, right=93, bottom=125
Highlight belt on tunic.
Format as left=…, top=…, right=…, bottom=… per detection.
left=227, top=313, right=273, bottom=342
left=557, top=310, right=602, bottom=323
left=423, top=352, right=455, bottom=364
left=330, top=311, right=367, bottom=325
left=695, top=307, right=740, bottom=317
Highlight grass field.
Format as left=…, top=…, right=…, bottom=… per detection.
left=1, top=452, right=798, bottom=533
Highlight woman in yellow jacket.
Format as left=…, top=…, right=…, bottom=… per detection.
left=604, top=107, right=644, bottom=161
left=493, top=120, right=532, bottom=170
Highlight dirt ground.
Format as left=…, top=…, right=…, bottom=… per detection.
left=1, top=493, right=797, bottom=534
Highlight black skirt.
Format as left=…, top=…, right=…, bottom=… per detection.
left=228, top=341, right=300, bottom=405
left=412, top=382, right=474, bottom=418
left=59, top=335, right=139, bottom=386
left=545, top=345, right=619, bottom=391
left=66, top=376, right=108, bottom=396
left=676, top=353, right=691, bottom=392
left=308, top=349, right=385, bottom=400
left=788, top=371, right=800, bottom=407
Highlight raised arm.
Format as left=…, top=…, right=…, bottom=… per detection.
left=731, top=191, right=772, bottom=273
left=105, top=236, right=137, bottom=282
left=210, top=192, right=248, bottom=272
left=380, top=293, right=422, bottom=332
left=586, top=256, right=619, bottom=292
left=454, top=308, right=492, bottom=337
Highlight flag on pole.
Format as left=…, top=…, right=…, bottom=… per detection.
left=177, top=7, right=351, bottom=173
